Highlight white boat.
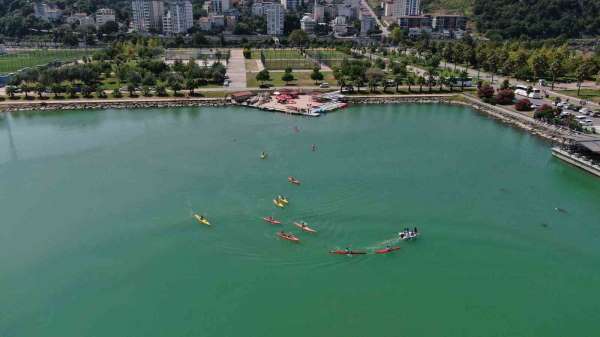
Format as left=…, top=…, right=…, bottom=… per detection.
left=398, top=231, right=419, bottom=240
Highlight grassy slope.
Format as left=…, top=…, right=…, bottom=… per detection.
left=422, top=0, right=474, bottom=15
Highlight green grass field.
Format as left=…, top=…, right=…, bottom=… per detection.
left=559, top=89, right=600, bottom=104
left=246, top=71, right=335, bottom=87
left=305, top=49, right=356, bottom=69
left=261, top=49, right=316, bottom=70
left=0, top=49, right=94, bottom=75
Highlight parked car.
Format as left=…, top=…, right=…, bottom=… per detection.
left=319, top=83, right=330, bottom=88
left=592, top=111, right=600, bottom=117
left=579, top=107, right=592, bottom=115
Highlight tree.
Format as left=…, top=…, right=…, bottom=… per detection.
left=81, top=85, right=93, bottom=98
left=35, top=83, right=46, bottom=99
left=185, top=78, right=198, bottom=96
left=5, top=85, right=16, bottom=98
left=365, top=67, right=384, bottom=92
left=168, top=73, right=184, bottom=95
left=406, top=74, right=415, bottom=92
left=310, top=66, right=324, bottom=84
left=495, top=89, right=515, bottom=105
left=156, top=84, right=168, bottom=97
left=19, top=83, right=31, bottom=98
left=98, top=20, right=119, bottom=36
left=243, top=49, right=252, bottom=59
left=256, top=69, right=271, bottom=85
left=142, top=86, right=152, bottom=97
left=575, top=61, right=594, bottom=96
left=515, top=98, right=532, bottom=111
left=477, top=84, right=495, bottom=100
left=112, top=88, right=122, bottom=98
left=417, top=75, right=426, bottom=92
left=281, top=68, right=295, bottom=85
left=394, top=75, right=403, bottom=92
left=528, top=51, right=548, bottom=81
left=288, top=30, right=309, bottom=47
left=459, top=70, right=469, bottom=91
left=51, top=84, right=64, bottom=98
left=548, top=58, right=564, bottom=90
left=142, top=73, right=156, bottom=87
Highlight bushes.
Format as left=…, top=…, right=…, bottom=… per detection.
left=477, top=84, right=495, bottom=102
left=495, top=88, right=515, bottom=105
left=534, top=104, right=557, bottom=121
left=243, top=49, right=252, bottom=59
left=515, top=98, right=532, bottom=111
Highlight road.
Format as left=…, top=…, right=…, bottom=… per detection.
left=360, top=0, right=389, bottom=37
left=225, top=48, right=247, bottom=89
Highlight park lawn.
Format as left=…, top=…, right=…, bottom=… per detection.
left=0, top=49, right=94, bottom=74
left=245, top=59, right=261, bottom=72
left=246, top=71, right=335, bottom=87
left=558, top=89, right=600, bottom=103
left=306, top=49, right=351, bottom=60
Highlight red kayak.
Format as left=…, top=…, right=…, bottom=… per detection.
left=329, top=250, right=367, bottom=255
left=263, top=217, right=282, bottom=225
left=277, top=232, right=300, bottom=243
left=288, top=176, right=301, bottom=185
left=375, top=246, right=401, bottom=254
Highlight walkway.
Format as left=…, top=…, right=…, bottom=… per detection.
left=226, top=48, right=247, bottom=89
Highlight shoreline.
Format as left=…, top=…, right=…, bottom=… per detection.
left=0, top=93, right=588, bottom=145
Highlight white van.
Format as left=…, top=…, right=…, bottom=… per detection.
left=514, top=84, right=529, bottom=97
left=528, top=88, right=542, bottom=99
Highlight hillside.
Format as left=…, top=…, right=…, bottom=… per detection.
left=472, top=0, right=600, bottom=39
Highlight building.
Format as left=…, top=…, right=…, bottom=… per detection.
left=384, top=0, right=394, bottom=16
left=393, top=0, right=420, bottom=17
left=225, top=15, right=237, bottom=30
left=265, top=3, right=284, bottom=35
left=398, top=15, right=431, bottom=29
left=313, top=1, right=325, bottom=22
left=300, top=14, right=316, bottom=33
left=432, top=15, right=467, bottom=31
left=331, top=15, right=348, bottom=34
left=281, top=0, right=299, bottom=11
left=33, top=1, right=63, bottom=21
left=163, top=0, right=194, bottom=34
left=251, top=1, right=265, bottom=16
left=95, top=8, right=116, bottom=27
left=131, top=0, right=164, bottom=32
left=211, top=0, right=230, bottom=14
left=198, top=17, right=212, bottom=31
left=360, top=15, right=375, bottom=36
left=66, top=13, right=95, bottom=26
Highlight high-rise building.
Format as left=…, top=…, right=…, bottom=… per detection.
left=313, top=0, right=324, bottom=22
left=211, top=0, right=230, bottom=14
left=393, top=0, right=420, bottom=17
left=265, top=2, right=284, bottom=35
left=132, top=0, right=164, bottom=32
left=96, top=8, right=116, bottom=27
left=300, top=14, right=316, bottom=33
left=163, top=0, right=194, bottom=34
left=281, top=0, right=299, bottom=11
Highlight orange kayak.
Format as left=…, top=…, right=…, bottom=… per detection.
left=294, top=222, right=317, bottom=233
left=277, top=232, right=300, bottom=243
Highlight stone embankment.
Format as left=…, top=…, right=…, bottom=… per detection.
left=0, top=98, right=229, bottom=113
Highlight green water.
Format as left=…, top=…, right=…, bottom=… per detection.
left=1, top=104, right=600, bottom=337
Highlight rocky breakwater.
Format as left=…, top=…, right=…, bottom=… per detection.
left=0, top=98, right=230, bottom=113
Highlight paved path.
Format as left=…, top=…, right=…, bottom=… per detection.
left=226, top=48, right=247, bottom=89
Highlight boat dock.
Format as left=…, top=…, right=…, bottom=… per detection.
left=230, top=90, right=347, bottom=117
left=552, top=147, right=600, bottom=177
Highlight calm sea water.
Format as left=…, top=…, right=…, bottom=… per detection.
left=1, top=104, right=600, bottom=337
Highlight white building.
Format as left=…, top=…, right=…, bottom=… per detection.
left=95, top=8, right=116, bottom=27
left=163, top=0, right=194, bottom=34
left=331, top=15, right=347, bottom=34
left=265, top=2, right=284, bottom=35
left=132, top=0, right=164, bottom=32
left=393, top=0, right=420, bottom=17
left=66, top=13, right=95, bottom=26
left=33, top=1, right=63, bottom=21
left=198, top=17, right=212, bottom=31
left=300, top=14, right=316, bottom=33
left=281, top=0, right=299, bottom=11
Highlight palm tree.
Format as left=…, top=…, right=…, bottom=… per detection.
left=5, top=85, right=16, bottom=98
left=417, top=76, right=425, bottom=93
left=406, top=74, right=415, bottom=92
left=394, top=75, right=403, bottom=92
left=438, top=75, right=446, bottom=91
left=35, top=83, right=46, bottom=99
left=19, top=83, right=31, bottom=98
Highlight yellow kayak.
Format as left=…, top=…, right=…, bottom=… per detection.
left=260, top=152, right=268, bottom=159
left=193, top=214, right=211, bottom=226
left=273, top=199, right=285, bottom=208
left=277, top=196, right=289, bottom=204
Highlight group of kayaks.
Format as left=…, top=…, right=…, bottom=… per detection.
left=262, top=216, right=318, bottom=243
left=330, top=246, right=402, bottom=255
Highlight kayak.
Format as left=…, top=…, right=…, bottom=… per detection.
left=263, top=217, right=282, bottom=225
left=288, top=176, right=301, bottom=185
left=278, top=197, right=289, bottom=204
left=260, top=153, right=267, bottom=159
left=329, top=250, right=367, bottom=255
left=273, top=199, right=285, bottom=208
left=294, top=222, right=317, bottom=233
left=398, top=232, right=420, bottom=240
left=277, top=232, right=300, bottom=243
left=193, top=214, right=211, bottom=226
left=375, top=246, right=401, bottom=254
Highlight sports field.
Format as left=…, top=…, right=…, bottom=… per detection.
left=305, top=49, right=353, bottom=69
left=260, top=49, right=316, bottom=70
left=0, top=49, right=93, bottom=74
